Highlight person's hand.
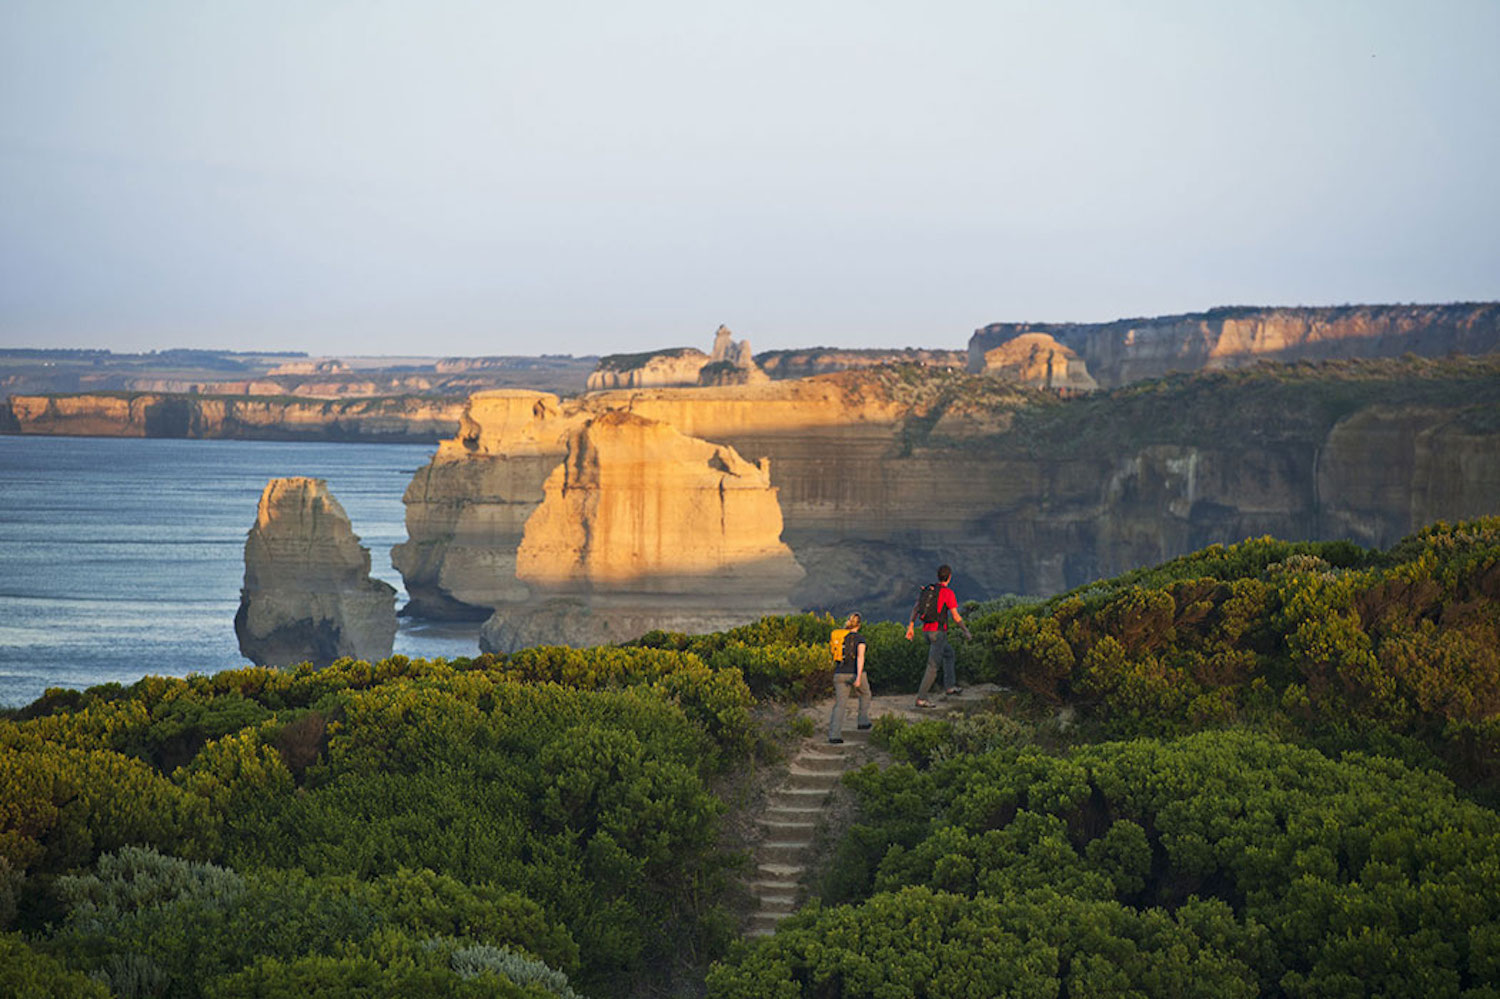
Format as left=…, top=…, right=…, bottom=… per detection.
left=962, top=627, right=973, bottom=641
left=905, top=623, right=914, bottom=641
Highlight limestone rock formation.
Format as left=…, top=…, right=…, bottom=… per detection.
left=698, top=326, right=769, bottom=385
left=981, top=333, right=1098, bottom=393
left=969, top=303, right=1500, bottom=388
left=396, top=358, right=1500, bottom=623
left=391, top=391, right=575, bottom=617
left=235, top=477, right=397, bottom=667
left=480, top=410, right=804, bottom=651
left=586, top=348, right=711, bottom=390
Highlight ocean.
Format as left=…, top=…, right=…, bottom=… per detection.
left=0, top=435, right=481, bottom=708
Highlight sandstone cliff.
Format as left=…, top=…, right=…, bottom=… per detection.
left=3, top=393, right=464, bottom=442
left=235, top=477, right=397, bottom=667
left=396, top=357, right=1500, bottom=623
left=480, top=410, right=803, bottom=650
left=969, top=303, right=1500, bottom=388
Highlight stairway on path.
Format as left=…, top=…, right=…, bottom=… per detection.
left=744, top=727, right=870, bottom=938
left=741, top=686, right=995, bottom=938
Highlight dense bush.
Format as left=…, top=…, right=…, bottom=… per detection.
left=976, top=519, right=1500, bottom=793
left=41, top=847, right=580, bottom=998
left=0, top=647, right=757, bottom=994
left=725, top=727, right=1500, bottom=998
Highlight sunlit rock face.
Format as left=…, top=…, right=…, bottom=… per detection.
left=391, top=391, right=579, bottom=618
left=235, top=477, right=396, bottom=667
left=981, top=333, right=1098, bottom=392
left=969, top=303, right=1500, bottom=388
left=479, top=410, right=804, bottom=651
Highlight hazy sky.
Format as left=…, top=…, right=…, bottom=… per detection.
left=2, top=1, right=1496, bottom=357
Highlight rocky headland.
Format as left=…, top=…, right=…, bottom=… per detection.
left=395, top=354, right=1500, bottom=628
left=969, top=302, right=1500, bottom=389
left=235, top=477, right=398, bottom=666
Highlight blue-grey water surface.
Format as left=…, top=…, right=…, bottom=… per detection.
left=0, top=436, right=480, bottom=708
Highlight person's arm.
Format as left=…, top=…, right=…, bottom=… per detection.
left=854, top=642, right=866, bottom=689
left=947, top=591, right=972, bottom=638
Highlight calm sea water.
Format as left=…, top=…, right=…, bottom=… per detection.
left=0, top=436, right=481, bottom=708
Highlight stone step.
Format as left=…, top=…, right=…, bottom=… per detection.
left=770, top=786, right=834, bottom=804
left=758, top=840, right=814, bottom=865
left=748, top=879, right=800, bottom=894
left=759, top=894, right=797, bottom=913
left=756, top=862, right=805, bottom=880
left=765, top=802, right=823, bottom=816
left=757, top=815, right=816, bottom=832
left=793, top=752, right=847, bottom=774
left=783, top=767, right=842, bottom=792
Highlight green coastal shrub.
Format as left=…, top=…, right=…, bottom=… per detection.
left=777, top=726, right=1500, bottom=998
left=975, top=519, right=1500, bottom=794
left=45, top=849, right=581, bottom=997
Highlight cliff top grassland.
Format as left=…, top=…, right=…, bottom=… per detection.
left=594, top=346, right=706, bottom=372
left=963, top=352, right=1500, bottom=457
left=5, top=519, right=1500, bottom=997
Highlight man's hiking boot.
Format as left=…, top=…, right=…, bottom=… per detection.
left=914, top=699, right=935, bottom=708
left=828, top=737, right=845, bottom=744
left=945, top=687, right=963, bottom=696
left=857, top=723, right=872, bottom=730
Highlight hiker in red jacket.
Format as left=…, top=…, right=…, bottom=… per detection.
left=906, top=564, right=971, bottom=707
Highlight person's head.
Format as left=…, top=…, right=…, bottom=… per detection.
left=845, top=612, right=862, bottom=630
left=937, top=564, right=952, bottom=584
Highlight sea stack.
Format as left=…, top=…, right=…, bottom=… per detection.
left=235, top=477, right=397, bottom=667
left=480, top=411, right=804, bottom=651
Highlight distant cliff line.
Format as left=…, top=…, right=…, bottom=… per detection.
left=1, top=391, right=465, bottom=443
left=969, top=301, right=1500, bottom=389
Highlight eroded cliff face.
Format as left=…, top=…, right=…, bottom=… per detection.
left=981, top=334, right=1098, bottom=393
left=970, top=303, right=1500, bottom=388
left=235, top=477, right=397, bottom=667
left=4, top=393, right=463, bottom=442
left=395, top=361, right=1500, bottom=624
left=480, top=410, right=803, bottom=650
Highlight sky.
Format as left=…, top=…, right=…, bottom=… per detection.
left=1, top=1, right=1497, bottom=358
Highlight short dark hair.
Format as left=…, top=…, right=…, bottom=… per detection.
left=937, top=564, right=952, bottom=583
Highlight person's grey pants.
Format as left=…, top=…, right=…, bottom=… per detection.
left=829, top=672, right=871, bottom=740
left=916, top=629, right=956, bottom=700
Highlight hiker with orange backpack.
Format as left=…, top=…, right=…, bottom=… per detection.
left=827, top=612, right=871, bottom=744
left=906, top=564, right=971, bottom=708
